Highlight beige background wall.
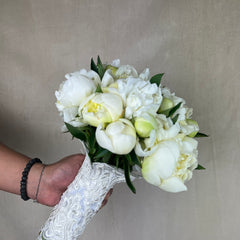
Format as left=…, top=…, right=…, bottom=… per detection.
left=0, top=0, right=239, bottom=239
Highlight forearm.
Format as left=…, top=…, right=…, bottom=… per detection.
left=0, top=144, right=111, bottom=208
left=0, top=143, right=43, bottom=199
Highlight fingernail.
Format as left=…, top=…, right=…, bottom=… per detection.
left=102, top=199, right=107, bottom=206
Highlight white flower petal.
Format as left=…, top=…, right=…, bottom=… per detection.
left=116, top=65, right=138, bottom=78
left=142, top=158, right=162, bottom=186
left=96, top=119, right=136, bottom=155
left=62, top=107, right=78, bottom=123
left=142, top=141, right=180, bottom=180
left=139, top=68, right=150, bottom=81
left=56, top=74, right=96, bottom=107
left=157, top=122, right=180, bottom=141
left=181, top=137, right=198, bottom=154
left=160, top=177, right=187, bottom=193
left=111, top=59, right=120, bottom=67
left=101, top=70, right=114, bottom=87
left=96, top=125, right=114, bottom=152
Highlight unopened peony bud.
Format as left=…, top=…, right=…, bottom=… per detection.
left=134, top=113, right=157, bottom=138
left=106, top=65, right=118, bottom=76
left=96, top=119, right=136, bottom=154
left=186, top=119, right=199, bottom=137
left=158, top=97, right=174, bottom=113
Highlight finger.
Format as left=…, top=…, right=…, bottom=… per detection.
left=100, top=189, right=113, bottom=209
left=105, top=188, right=113, bottom=199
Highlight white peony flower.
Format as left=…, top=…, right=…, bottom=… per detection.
left=55, top=69, right=100, bottom=126
left=141, top=136, right=198, bottom=193
left=96, top=119, right=136, bottom=154
left=119, top=78, right=162, bottom=119
left=56, top=70, right=100, bottom=108
left=115, top=65, right=138, bottom=79
left=79, top=93, right=123, bottom=127
left=66, top=69, right=101, bottom=87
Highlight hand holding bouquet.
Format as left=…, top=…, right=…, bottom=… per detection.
left=37, top=57, right=206, bottom=240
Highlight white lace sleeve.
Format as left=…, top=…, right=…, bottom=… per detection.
left=37, top=153, right=127, bottom=240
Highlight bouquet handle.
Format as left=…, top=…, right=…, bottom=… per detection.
left=37, top=153, right=126, bottom=240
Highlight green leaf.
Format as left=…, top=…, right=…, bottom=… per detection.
left=171, top=114, right=179, bottom=124
left=91, top=58, right=98, bottom=73
left=97, top=55, right=103, bottom=66
left=124, top=155, right=136, bottom=194
left=115, top=155, right=120, bottom=168
left=159, top=102, right=182, bottom=117
left=86, top=128, right=96, bottom=155
left=130, top=150, right=141, bottom=167
left=95, top=84, right=103, bottom=93
left=150, top=73, right=164, bottom=86
left=102, top=151, right=112, bottom=163
left=65, top=123, right=87, bottom=141
left=195, top=164, right=206, bottom=170
left=97, top=56, right=105, bottom=79
left=94, top=149, right=110, bottom=159
left=195, top=132, right=209, bottom=138
left=168, top=102, right=182, bottom=117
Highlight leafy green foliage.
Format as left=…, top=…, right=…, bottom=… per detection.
left=65, top=123, right=97, bottom=156
left=65, top=122, right=87, bottom=141
left=90, top=56, right=106, bottom=79
left=91, top=58, right=98, bottom=73
left=159, top=102, right=182, bottom=118
left=95, top=84, right=103, bottom=93
left=97, top=56, right=105, bottom=79
left=171, top=114, right=179, bottom=124
left=168, top=102, right=182, bottom=117
left=150, top=73, right=164, bottom=86
left=195, top=132, right=209, bottom=137
left=102, top=151, right=113, bottom=163
left=130, top=150, right=141, bottom=167
left=196, top=164, right=205, bottom=170
left=94, top=148, right=111, bottom=159
left=124, top=155, right=136, bottom=194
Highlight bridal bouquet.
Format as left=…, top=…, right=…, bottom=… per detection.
left=37, top=57, right=206, bottom=240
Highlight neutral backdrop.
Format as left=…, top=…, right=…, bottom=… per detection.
left=0, top=0, right=239, bottom=240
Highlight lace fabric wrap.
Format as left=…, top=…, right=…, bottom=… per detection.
left=37, top=153, right=127, bottom=240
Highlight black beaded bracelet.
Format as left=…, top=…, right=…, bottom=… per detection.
left=20, top=158, right=42, bottom=201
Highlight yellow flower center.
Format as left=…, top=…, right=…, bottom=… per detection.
left=87, top=101, right=101, bottom=113
left=172, top=154, right=197, bottom=182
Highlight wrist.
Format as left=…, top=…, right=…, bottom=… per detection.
left=26, top=162, right=45, bottom=200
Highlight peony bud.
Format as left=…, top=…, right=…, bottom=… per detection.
left=186, top=119, right=199, bottom=137
left=106, top=65, right=118, bottom=76
left=158, top=97, right=174, bottom=113
left=134, top=113, right=157, bottom=138
left=96, top=119, right=136, bottom=154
